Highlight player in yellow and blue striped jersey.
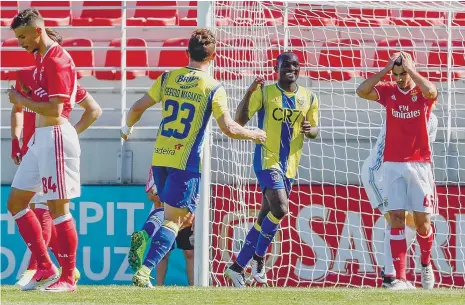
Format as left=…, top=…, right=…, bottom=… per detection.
left=120, top=29, right=266, bottom=288
left=225, top=52, right=319, bottom=287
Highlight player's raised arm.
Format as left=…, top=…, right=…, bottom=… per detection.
left=356, top=52, right=400, bottom=101
left=400, top=52, right=438, bottom=100
left=235, top=76, right=265, bottom=126
left=74, top=88, right=102, bottom=134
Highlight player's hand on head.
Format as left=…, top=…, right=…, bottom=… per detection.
left=252, top=129, right=267, bottom=144
left=400, top=51, right=415, bottom=72
left=248, top=76, right=265, bottom=93
left=387, top=52, right=401, bottom=70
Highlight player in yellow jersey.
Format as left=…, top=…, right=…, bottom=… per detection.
left=120, top=29, right=266, bottom=288
left=225, top=52, right=319, bottom=287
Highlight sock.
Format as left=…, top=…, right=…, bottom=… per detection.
left=235, top=223, right=261, bottom=269
left=48, top=221, right=62, bottom=266
left=255, top=212, right=281, bottom=258
left=383, top=225, right=395, bottom=278
left=27, top=208, right=53, bottom=270
left=13, top=209, right=52, bottom=270
left=390, top=227, right=407, bottom=280
left=417, top=227, right=434, bottom=266
left=143, top=221, right=179, bottom=270
left=54, top=214, right=78, bottom=284
left=142, top=208, right=164, bottom=238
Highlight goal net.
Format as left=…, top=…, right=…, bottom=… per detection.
left=208, top=1, right=465, bottom=288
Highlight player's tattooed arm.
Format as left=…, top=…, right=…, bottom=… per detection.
left=400, top=52, right=438, bottom=100
left=235, top=76, right=265, bottom=126
left=356, top=52, right=400, bottom=101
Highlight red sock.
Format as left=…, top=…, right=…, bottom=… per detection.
left=54, top=214, right=78, bottom=284
left=27, top=208, right=53, bottom=270
left=417, top=228, right=434, bottom=266
left=390, top=227, right=407, bottom=280
left=48, top=221, right=62, bottom=266
left=13, top=209, right=52, bottom=270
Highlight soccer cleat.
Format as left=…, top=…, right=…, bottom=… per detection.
left=15, top=269, right=36, bottom=287
left=224, top=266, right=246, bottom=288
left=43, top=280, right=77, bottom=292
left=389, top=279, right=416, bottom=290
left=382, top=276, right=395, bottom=288
left=421, top=263, right=435, bottom=290
left=251, top=258, right=267, bottom=285
left=132, top=265, right=153, bottom=288
left=20, top=265, right=59, bottom=291
left=128, top=231, right=150, bottom=272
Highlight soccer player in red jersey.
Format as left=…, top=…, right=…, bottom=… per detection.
left=7, top=9, right=87, bottom=292
left=357, top=52, right=437, bottom=290
left=12, top=64, right=101, bottom=287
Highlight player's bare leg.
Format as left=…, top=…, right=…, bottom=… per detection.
left=156, top=254, right=170, bottom=286
left=413, top=211, right=435, bottom=289
left=382, top=212, right=416, bottom=288
left=8, top=188, right=58, bottom=290
left=133, top=204, right=191, bottom=288
left=225, top=197, right=271, bottom=287
left=184, top=249, right=194, bottom=286
left=43, top=199, right=78, bottom=292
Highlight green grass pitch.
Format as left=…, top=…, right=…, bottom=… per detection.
left=1, top=285, right=465, bottom=305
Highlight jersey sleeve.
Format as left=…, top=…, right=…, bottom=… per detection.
left=248, top=88, right=263, bottom=119
left=44, top=58, right=75, bottom=99
left=211, top=85, right=229, bottom=120
left=76, top=84, right=89, bottom=104
left=147, top=72, right=167, bottom=104
left=306, top=92, right=319, bottom=126
left=373, top=82, right=393, bottom=107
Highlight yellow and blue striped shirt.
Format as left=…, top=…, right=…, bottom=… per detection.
left=248, top=84, right=319, bottom=179
left=147, top=67, right=228, bottom=172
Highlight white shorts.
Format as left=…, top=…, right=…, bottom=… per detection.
left=361, top=155, right=385, bottom=213
left=382, top=162, right=437, bottom=214
left=12, top=121, right=81, bottom=200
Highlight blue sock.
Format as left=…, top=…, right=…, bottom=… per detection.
left=142, top=208, right=164, bottom=237
left=143, top=221, right=179, bottom=270
left=255, top=212, right=281, bottom=257
left=236, top=223, right=261, bottom=268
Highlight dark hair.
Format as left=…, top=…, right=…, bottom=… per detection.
left=394, top=55, right=403, bottom=66
left=45, top=28, right=63, bottom=45
left=188, top=29, right=216, bottom=62
left=10, top=8, right=44, bottom=29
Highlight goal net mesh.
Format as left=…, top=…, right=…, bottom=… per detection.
left=208, top=1, right=465, bottom=287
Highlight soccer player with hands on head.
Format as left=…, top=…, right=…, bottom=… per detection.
left=7, top=9, right=101, bottom=292
left=121, top=28, right=266, bottom=288
left=357, top=51, right=438, bottom=290
left=224, top=52, right=319, bottom=287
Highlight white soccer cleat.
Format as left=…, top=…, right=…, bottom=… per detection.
left=421, top=263, right=435, bottom=290
left=251, top=258, right=268, bottom=285
left=42, top=280, right=77, bottom=293
left=389, top=279, right=416, bottom=290
left=16, top=269, right=36, bottom=287
left=20, top=265, right=59, bottom=291
left=224, top=267, right=246, bottom=288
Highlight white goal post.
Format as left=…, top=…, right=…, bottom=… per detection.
left=195, top=1, right=465, bottom=288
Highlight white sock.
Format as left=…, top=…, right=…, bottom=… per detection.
left=383, top=225, right=396, bottom=278
left=406, top=225, right=416, bottom=249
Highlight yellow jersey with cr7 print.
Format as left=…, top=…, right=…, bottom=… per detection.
left=147, top=67, right=228, bottom=172
left=248, top=84, right=319, bottom=178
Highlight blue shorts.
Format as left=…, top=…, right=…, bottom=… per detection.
left=256, top=169, right=294, bottom=197
left=152, top=166, right=201, bottom=213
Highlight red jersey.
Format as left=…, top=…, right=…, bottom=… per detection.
left=374, top=82, right=436, bottom=162
left=32, top=43, right=77, bottom=119
left=15, top=68, right=88, bottom=155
